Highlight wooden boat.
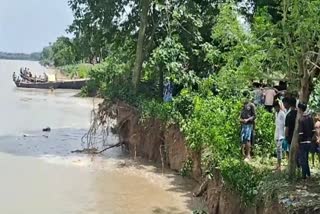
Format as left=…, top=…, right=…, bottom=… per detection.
left=13, top=79, right=88, bottom=90
left=57, top=79, right=89, bottom=89
left=14, top=81, right=60, bottom=89
left=14, top=71, right=88, bottom=90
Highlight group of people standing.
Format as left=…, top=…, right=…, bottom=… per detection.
left=241, top=83, right=320, bottom=179
left=253, top=81, right=286, bottom=112
left=275, top=98, right=320, bottom=179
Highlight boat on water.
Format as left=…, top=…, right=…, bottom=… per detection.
left=56, top=79, right=88, bottom=89
left=13, top=70, right=88, bottom=90
left=14, top=81, right=60, bottom=89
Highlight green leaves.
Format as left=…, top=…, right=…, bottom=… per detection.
left=254, top=107, right=275, bottom=157
left=40, top=37, right=77, bottom=67
left=180, top=95, right=243, bottom=158
left=59, top=64, right=92, bottom=79
left=220, top=158, right=263, bottom=204
left=309, top=80, right=320, bottom=113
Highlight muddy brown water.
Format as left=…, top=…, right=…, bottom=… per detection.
left=0, top=60, right=202, bottom=214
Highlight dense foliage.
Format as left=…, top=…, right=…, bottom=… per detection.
left=59, top=64, right=92, bottom=78
left=40, top=36, right=78, bottom=67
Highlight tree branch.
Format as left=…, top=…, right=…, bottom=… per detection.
left=309, top=45, right=320, bottom=77
left=307, top=59, right=320, bottom=71
left=307, top=59, right=320, bottom=78
left=144, top=18, right=160, bottom=60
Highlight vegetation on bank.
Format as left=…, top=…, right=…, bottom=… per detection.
left=0, top=51, right=41, bottom=61
left=58, top=64, right=92, bottom=79
left=43, top=0, right=320, bottom=209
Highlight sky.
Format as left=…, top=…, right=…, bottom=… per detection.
left=0, top=0, right=73, bottom=53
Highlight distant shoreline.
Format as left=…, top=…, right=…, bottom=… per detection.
left=0, top=58, right=39, bottom=61
left=0, top=51, right=41, bottom=61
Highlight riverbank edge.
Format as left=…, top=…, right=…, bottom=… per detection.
left=110, top=101, right=287, bottom=214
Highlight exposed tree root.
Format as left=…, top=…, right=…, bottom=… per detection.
left=95, top=142, right=121, bottom=154
left=193, top=177, right=209, bottom=197
left=74, top=99, right=121, bottom=154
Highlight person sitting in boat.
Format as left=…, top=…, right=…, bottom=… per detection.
left=13, top=72, right=16, bottom=82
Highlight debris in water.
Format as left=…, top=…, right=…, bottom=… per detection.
left=23, top=134, right=49, bottom=138
left=42, top=127, right=51, bottom=132
left=71, top=148, right=98, bottom=154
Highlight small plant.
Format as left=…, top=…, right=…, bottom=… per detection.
left=180, top=158, right=193, bottom=177
left=219, top=158, right=264, bottom=205
left=193, top=210, right=207, bottom=214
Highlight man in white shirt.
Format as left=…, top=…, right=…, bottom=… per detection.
left=274, top=101, right=286, bottom=171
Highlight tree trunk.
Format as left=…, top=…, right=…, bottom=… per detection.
left=132, top=0, right=150, bottom=92
left=288, top=74, right=311, bottom=178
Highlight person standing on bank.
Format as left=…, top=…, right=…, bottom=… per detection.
left=311, top=114, right=320, bottom=167
left=274, top=101, right=286, bottom=171
left=298, top=103, right=314, bottom=180
left=163, top=77, right=173, bottom=102
left=284, top=97, right=297, bottom=158
left=263, top=84, right=278, bottom=112
left=253, top=83, right=263, bottom=106
left=240, top=92, right=256, bottom=161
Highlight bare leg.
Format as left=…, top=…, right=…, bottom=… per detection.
left=246, top=141, right=251, bottom=159
left=276, top=140, right=282, bottom=170
left=242, top=144, right=246, bottom=157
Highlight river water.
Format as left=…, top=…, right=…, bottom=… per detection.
left=0, top=60, right=200, bottom=214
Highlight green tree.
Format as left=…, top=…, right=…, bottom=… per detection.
left=51, top=37, right=77, bottom=67
left=279, top=0, right=320, bottom=177
left=40, top=46, right=53, bottom=66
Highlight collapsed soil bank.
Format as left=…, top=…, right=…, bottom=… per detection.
left=114, top=102, right=286, bottom=214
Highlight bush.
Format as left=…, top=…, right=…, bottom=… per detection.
left=59, top=63, right=92, bottom=78
left=87, top=51, right=132, bottom=99
left=220, top=158, right=264, bottom=204
left=181, top=95, right=242, bottom=158
left=254, top=107, right=275, bottom=157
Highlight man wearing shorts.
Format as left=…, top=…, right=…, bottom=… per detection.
left=240, top=93, right=256, bottom=161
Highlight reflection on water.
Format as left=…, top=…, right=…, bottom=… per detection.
left=0, top=60, right=199, bottom=214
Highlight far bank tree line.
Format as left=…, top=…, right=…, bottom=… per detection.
left=0, top=52, right=41, bottom=61
left=43, top=0, right=320, bottom=180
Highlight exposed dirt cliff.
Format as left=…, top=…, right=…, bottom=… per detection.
left=113, top=102, right=290, bottom=214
